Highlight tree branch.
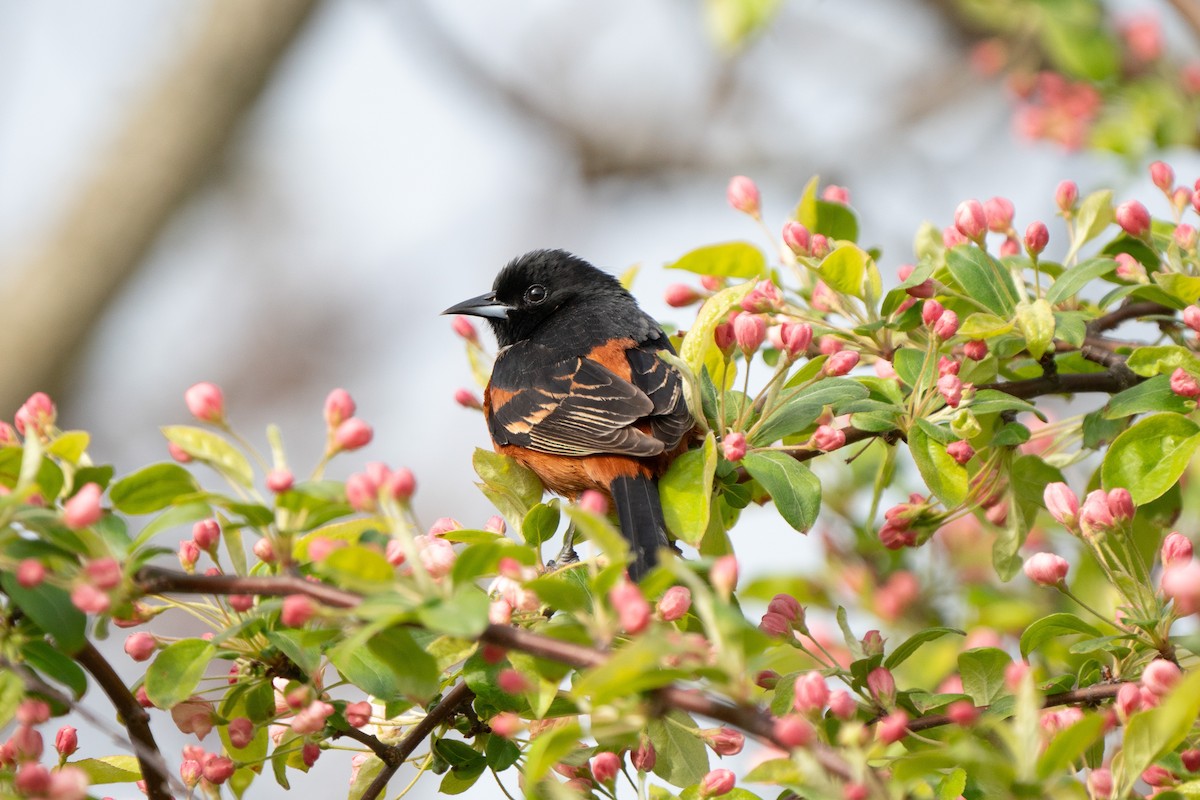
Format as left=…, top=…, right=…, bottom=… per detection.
left=906, top=681, right=1122, bottom=733
left=74, top=643, right=174, bottom=800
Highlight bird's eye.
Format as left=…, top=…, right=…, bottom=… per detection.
left=525, top=284, right=547, bottom=304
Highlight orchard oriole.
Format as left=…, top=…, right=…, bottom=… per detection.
left=444, top=250, right=694, bottom=580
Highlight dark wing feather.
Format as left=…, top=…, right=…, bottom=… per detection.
left=489, top=345, right=663, bottom=457
left=624, top=343, right=692, bottom=451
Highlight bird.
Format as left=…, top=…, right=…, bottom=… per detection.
left=443, top=249, right=694, bottom=581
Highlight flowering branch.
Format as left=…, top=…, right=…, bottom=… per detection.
left=906, top=682, right=1124, bottom=733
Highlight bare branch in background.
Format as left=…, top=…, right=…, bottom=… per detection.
left=0, top=0, right=319, bottom=413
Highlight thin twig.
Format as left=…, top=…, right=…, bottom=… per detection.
left=906, top=681, right=1122, bottom=733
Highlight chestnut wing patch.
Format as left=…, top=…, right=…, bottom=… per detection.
left=489, top=349, right=663, bottom=457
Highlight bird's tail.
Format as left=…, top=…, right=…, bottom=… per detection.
left=609, top=474, right=669, bottom=582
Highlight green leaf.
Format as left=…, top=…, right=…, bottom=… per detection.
left=145, top=639, right=217, bottom=709
left=0, top=671, right=24, bottom=728
left=347, top=752, right=383, bottom=798
left=473, top=449, right=544, bottom=530
left=1114, top=668, right=1200, bottom=796
left=1037, top=712, right=1107, bottom=780
left=73, top=755, right=142, bottom=784
left=47, top=431, right=90, bottom=464
left=818, top=244, right=868, bottom=298
left=741, top=451, right=821, bottom=532
left=958, top=312, right=1013, bottom=338
left=958, top=647, right=1011, bottom=706
left=679, top=282, right=754, bottom=377
left=795, top=177, right=859, bottom=242
left=264, top=629, right=337, bottom=676
left=649, top=710, right=710, bottom=787
left=161, top=426, right=254, bottom=488
left=0, top=574, right=87, bottom=654
left=416, top=584, right=490, bottom=638
left=523, top=719, right=582, bottom=783
left=109, top=463, right=200, bottom=514
left=1014, top=299, right=1056, bottom=360
left=522, top=503, right=560, bottom=546
left=660, top=433, right=717, bottom=545
left=1019, top=613, right=1102, bottom=659
left=21, top=641, right=87, bottom=698
left=967, top=389, right=1047, bottom=421
left=1153, top=272, right=1200, bottom=305
left=1067, top=190, right=1114, bottom=261
left=884, top=627, right=965, bottom=669
left=946, top=246, right=1019, bottom=316
left=751, top=378, right=868, bottom=445
left=908, top=423, right=967, bottom=506
left=1103, top=375, right=1193, bottom=419
left=1126, top=345, right=1200, bottom=378
left=1046, top=257, right=1117, bottom=305
left=665, top=242, right=766, bottom=279
left=485, top=734, right=521, bottom=771
left=937, top=768, right=968, bottom=800
left=329, top=627, right=439, bottom=702
left=1101, top=413, right=1200, bottom=505
left=314, top=545, right=395, bottom=589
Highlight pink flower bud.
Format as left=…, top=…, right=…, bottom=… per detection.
left=428, top=517, right=463, bottom=537
left=657, top=586, right=691, bottom=621
left=767, top=593, right=802, bottom=622
left=281, top=594, right=317, bottom=627
left=822, top=185, right=850, bottom=204
left=741, top=280, right=783, bottom=313
left=704, top=727, right=744, bottom=756
left=228, top=717, right=254, bottom=749
left=1055, top=180, right=1078, bottom=212
left=713, top=322, right=735, bottom=355
left=252, top=537, right=275, bottom=564
left=699, top=768, right=736, bottom=797
left=867, top=667, right=896, bottom=707
left=17, top=700, right=50, bottom=726
left=783, top=221, right=810, bottom=255
left=759, top=611, right=790, bottom=637
left=665, top=283, right=702, bottom=307
left=862, top=628, right=885, bottom=656
left=727, top=176, right=761, bottom=217
left=793, top=671, right=829, bottom=714
left=779, top=322, right=813, bottom=358
left=417, top=535, right=456, bottom=578
left=0, top=421, right=16, bottom=446
left=228, top=595, right=253, bottom=612
left=1182, top=749, right=1200, bottom=772
left=291, top=700, right=335, bottom=735
left=489, top=712, right=521, bottom=738
left=451, top=316, right=478, bottom=342
left=943, top=225, right=968, bottom=249
left=1193, top=189, right=1200, bottom=215
left=722, top=432, right=746, bottom=462
left=937, top=373, right=963, bottom=407
left=1024, top=221, right=1049, bottom=255
left=819, top=335, right=843, bottom=355
left=1005, top=661, right=1030, bottom=692
left=933, top=310, right=959, bottom=339
left=1116, top=200, right=1151, bottom=237
left=324, top=388, right=356, bottom=428
left=14, top=763, right=51, bottom=795
left=921, top=299, right=945, bottom=326
left=136, top=686, right=154, bottom=708
left=733, top=313, right=767, bottom=354
left=999, top=236, right=1020, bottom=257
left=14, top=392, right=56, bottom=437
left=772, top=715, right=812, bottom=748
left=810, top=234, right=830, bottom=258
left=124, top=632, right=157, bottom=662
left=1171, top=368, right=1200, bottom=398
left=710, top=555, right=738, bottom=597
left=192, top=519, right=220, bottom=550
left=1043, top=482, right=1079, bottom=529
left=497, top=668, right=531, bottom=695
left=829, top=690, right=857, bottom=720
left=983, top=196, right=1014, bottom=232
left=878, top=711, right=909, bottom=744
left=345, top=472, right=378, bottom=512
left=810, top=424, right=845, bottom=452
left=609, top=581, right=651, bottom=633
left=71, top=584, right=110, bottom=615
left=946, top=440, right=974, bottom=464
left=1023, top=552, right=1069, bottom=585
left=824, top=350, right=859, bottom=376
left=1176, top=224, right=1198, bottom=250
left=755, top=670, right=779, bottom=689
left=332, top=418, right=373, bottom=452
left=454, top=388, right=483, bottom=410
left=301, top=742, right=320, bottom=767
left=1107, top=487, right=1134, bottom=521
left=184, top=382, right=225, bottom=424
left=580, top=489, right=608, bottom=516
left=382, top=467, right=414, bottom=501
left=964, top=339, right=988, bottom=360
left=590, top=751, right=621, bottom=784
left=1116, top=681, right=1142, bottom=719
left=954, top=199, right=988, bottom=241
left=631, top=738, right=657, bottom=772
left=203, top=755, right=235, bottom=785
left=947, top=700, right=978, bottom=726
left=344, top=701, right=372, bottom=729
left=938, top=356, right=960, bottom=376
left=63, top=483, right=103, bottom=530
left=1142, top=659, right=1182, bottom=696
left=1150, top=160, right=1175, bottom=192
left=266, top=468, right=294, bottom=493
left=1142, top=764, right=1176, bottom=787
left=17, top=559, right=45, bottom=588
left=53, top=725, right=78, bottom=758
left=1162, top=532, right=1194, bottom=567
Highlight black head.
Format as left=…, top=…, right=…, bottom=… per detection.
left=443, top=250, right=634, bottom=347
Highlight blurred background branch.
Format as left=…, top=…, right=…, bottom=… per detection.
left=0, top=0, right=317, bottom=413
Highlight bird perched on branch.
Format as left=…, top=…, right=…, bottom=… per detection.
left=444, top=250, right=694, bottom=580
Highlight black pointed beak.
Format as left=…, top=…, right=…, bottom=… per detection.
left=442, top=291, right=513, bottom=320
